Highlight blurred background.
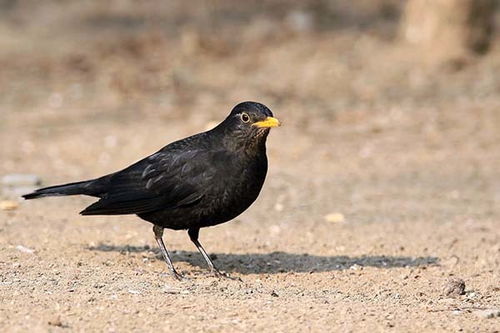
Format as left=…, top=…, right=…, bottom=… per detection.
left=1, top=0, right=499, bottom=222
left=0, top=0, right=498, bottom=117
left=1, top=2, right=500, bottom=331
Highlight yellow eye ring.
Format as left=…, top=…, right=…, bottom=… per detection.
left=240, top=113, right=250, bottom=123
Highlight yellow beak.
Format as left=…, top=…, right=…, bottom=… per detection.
left=252, top=116, right=281, bottom=128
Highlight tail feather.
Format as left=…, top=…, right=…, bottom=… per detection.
left=22, top=180, right=97, bottom=200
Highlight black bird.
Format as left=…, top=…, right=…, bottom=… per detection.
left=23, top=101, right=280, bottom=279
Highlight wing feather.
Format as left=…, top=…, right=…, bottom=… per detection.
left=80, top=146, right=215, bottom=216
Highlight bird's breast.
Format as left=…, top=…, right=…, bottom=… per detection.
left=198, top=153, right=268, bottom=226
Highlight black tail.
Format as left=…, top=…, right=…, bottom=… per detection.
left=22, top=180, right=97, bottom=200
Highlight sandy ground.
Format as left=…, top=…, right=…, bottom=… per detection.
left=1, top=2, right=500, bottom=332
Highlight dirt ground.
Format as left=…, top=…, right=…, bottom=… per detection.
left=1, top=2, right=499, bottom=332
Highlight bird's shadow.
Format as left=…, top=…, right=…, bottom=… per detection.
left=88, top=244, right=439, bottom=274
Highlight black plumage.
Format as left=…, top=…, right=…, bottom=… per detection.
left=23, top=101, right=280, bottom=279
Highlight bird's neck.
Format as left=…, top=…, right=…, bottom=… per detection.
left=220, top=131, right=268, bottom=157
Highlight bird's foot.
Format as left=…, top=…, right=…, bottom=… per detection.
left=212, top=269, right=241, bottom=281
left=172, top=270, right=186, bottom=281
left=160, top=269, right=185, bottom=281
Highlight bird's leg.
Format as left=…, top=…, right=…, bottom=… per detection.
left=153, top=225, right=183, bottom=280
left=188, top=227, right=238, bottom=280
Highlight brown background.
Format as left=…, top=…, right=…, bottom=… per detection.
left=1, top=1, right=499, bottom=332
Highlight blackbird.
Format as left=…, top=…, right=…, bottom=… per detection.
left=23, top=101, right=280, bottom=279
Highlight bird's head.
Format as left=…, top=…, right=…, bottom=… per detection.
left=217, top=101, right=280, bottom=152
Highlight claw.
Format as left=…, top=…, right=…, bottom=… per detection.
left=213, top=269, right=241, bottom=281
left=172, top=271, right=185, bottom=281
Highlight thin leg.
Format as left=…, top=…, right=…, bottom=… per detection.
left=153, top=225, right=183, bottom=280
left=188, top=227, right=238, bottom=280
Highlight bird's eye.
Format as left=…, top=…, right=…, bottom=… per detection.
left=240, top=113, right=250, bottom=123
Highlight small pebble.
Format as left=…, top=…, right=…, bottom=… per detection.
left=162, top=285, right=182, bottom=294
left=324, top=213, right=345, bottom=223
left=0, top=200, right=18, bottom=211
left=16, top=245, right=35, bottom=254
left=48, top=316, right=63, bottom=327
left=443, top=277, right=465, bottom=297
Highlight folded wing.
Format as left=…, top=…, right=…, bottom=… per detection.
left=80, top=148, right=214, bottom=215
